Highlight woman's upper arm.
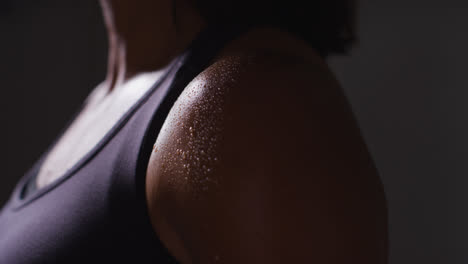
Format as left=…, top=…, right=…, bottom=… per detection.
left=145, top=55, right=388, bottom=264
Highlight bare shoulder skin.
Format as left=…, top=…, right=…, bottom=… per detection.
left=145, top=51, right=388, bottom=263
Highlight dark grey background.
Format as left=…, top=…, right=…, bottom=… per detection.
left=0, top=1, right=466, bottom=263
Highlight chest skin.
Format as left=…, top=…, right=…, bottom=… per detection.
left=35, top=71, right=165, bottom=189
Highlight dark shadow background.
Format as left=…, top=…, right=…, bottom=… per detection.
left=1, top=1, right=466, bottom=263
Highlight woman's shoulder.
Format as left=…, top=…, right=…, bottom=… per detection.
left=144, top=50, right=387, bottom=263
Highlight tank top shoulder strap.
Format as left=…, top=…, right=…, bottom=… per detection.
left=111, top=23, right=253, bottom=263
left=168, top=22, right=252, bottom=97
left=134, top=22, right=253, bottom=183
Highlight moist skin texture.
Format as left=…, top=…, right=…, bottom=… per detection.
left=146, top=52, right=388, bottom=263
left=146, top=28, right=388, bottom=264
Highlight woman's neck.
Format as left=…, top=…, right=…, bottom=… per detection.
left=99, top=0, right=206, bottom=92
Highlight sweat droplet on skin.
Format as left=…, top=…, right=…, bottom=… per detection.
left=153, top=56, right=244, bottom=195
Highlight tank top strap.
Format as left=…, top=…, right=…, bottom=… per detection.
left=167, top=22, right=252, bottom=102
left=134, top=22, right=253, bottom=185
left=114, top=22, right=253, bottom=262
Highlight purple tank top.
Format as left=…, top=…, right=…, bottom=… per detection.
left=0, top=24, right=249, bottom=263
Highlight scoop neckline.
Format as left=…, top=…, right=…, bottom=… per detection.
left=10, top=23, right=255, bottom=211
left=11, top=54, right=183, bottom=211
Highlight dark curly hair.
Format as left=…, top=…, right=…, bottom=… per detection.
left=186, top=0, right=357, bottom=57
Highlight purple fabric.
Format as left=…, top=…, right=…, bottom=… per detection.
left=0, top=24, right=249, bottom=263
